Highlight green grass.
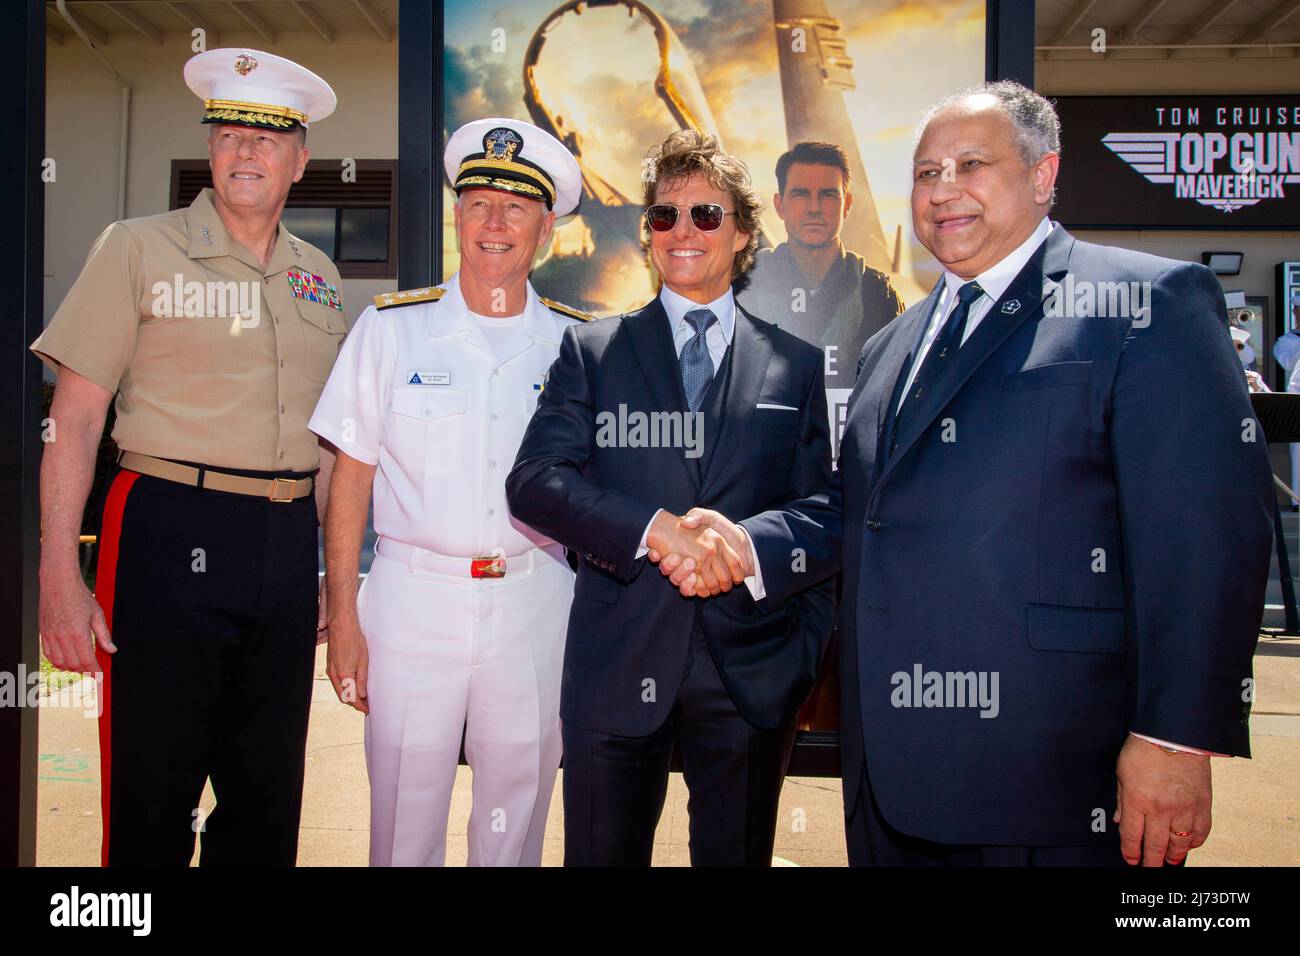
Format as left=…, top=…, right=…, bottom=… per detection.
left=39, top=656, right=86, bottom=694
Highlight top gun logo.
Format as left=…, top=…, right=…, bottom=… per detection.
left=1103, top=130, right=1300, bottom=213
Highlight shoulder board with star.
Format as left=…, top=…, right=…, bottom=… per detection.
left=373, top=287, right=445, bottom=311
left=540, top=297, right=593, bottom=322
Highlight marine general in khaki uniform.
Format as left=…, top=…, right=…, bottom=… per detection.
left=31, top=48, right=343, bottom=866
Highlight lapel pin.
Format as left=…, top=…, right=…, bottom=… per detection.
left=1001, top=299, right=1021, bottom=314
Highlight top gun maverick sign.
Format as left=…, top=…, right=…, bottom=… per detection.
left=1053, top=95, right=1300, bottom=230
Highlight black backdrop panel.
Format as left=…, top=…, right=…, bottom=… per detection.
left=1053, top=95, right=1300, bottom=231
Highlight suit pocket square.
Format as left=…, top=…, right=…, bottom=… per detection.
left=755, top=403, right=798, bottom=411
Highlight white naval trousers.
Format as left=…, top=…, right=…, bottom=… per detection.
left=357, top=542, right=573, bottom=866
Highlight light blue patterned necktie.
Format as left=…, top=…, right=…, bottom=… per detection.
left=680, top=307, right=717, bottom=413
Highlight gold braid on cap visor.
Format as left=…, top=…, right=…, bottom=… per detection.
left=203, top=99, right=308, bottom=128
left=456, top=158, right=556, bottom=203
left=455, top=176, right=548, bottom=200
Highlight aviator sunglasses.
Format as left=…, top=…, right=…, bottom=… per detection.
left=645, top=203, right=737, bottom=232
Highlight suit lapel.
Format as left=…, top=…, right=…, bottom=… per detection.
left=872, top=279, right=945, bottom=465
left=876, top=226, right=1075, bottom=489
left=624, top=298, right=690, bottom=414
left=623, top=297, right=698, bottom=486
left=698, top=306, right=773, bottom=499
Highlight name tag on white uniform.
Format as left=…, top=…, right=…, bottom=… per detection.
left=407, top=371, right=450, bottom=386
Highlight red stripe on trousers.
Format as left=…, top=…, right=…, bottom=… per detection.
left=93, top=469, right=139, bottom=867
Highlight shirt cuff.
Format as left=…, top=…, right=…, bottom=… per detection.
left=634, top=508, right=662, bottom=561
left=737, top=525, right=766, bottom=601
left=1129, top=732, right=1226, bottom=757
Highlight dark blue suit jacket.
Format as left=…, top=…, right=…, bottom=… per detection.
left=742, top=225, right=1274, bottom=846
left=507, top=297, right=836, bottom=736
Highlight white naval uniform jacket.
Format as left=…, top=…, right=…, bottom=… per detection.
left=309, top=274, right=589, bottom=559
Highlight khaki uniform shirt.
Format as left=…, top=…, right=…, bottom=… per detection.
left=31, top=188, right=346, bottom=471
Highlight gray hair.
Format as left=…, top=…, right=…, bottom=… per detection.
left=913, top=80, right=1061, bottom=168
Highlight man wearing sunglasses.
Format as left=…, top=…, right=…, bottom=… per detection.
left=507, top=129, right=836, bottom=866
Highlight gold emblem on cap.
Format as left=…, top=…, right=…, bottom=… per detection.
left=484, top=127, right=523, bottom=162
left=234, top=53, right=258, bottom=76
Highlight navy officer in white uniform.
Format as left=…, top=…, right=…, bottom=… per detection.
left=310, top=118, right=590, bottom=866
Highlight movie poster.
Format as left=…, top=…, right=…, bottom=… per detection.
left=443, top=0, right=985, bottom=388
left=442, top=0, right=986, bottom=749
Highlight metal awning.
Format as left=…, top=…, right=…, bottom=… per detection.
left=46, top=0, right=396, bottom=48
left=1036, top=0, right=1300, bottom=59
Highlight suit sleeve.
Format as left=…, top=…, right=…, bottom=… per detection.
left=506, top=325, right=661, bottom=582
left=784, top=353, right=839, bottom=651
left=741, top=355, right=847, bottom=608
left=1111, top=262, right=1273, bottom=756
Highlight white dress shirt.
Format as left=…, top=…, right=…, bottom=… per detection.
left=897, top=217, right=1055, bottom=412
left=659, top=284, right=735, bottom=371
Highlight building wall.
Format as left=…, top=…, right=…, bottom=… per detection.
left=44, top=35, right=398, bottom=330
left=1037, top=53, right=1300, bottom=97
left=1066, top=228, right=1290, bottom=316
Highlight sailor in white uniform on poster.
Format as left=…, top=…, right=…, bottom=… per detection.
left=309, top=118, right=590, bottom=866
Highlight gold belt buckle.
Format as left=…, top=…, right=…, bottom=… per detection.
left=268, top=477, right=298, bottom=502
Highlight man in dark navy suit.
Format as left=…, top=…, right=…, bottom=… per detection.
left=658, top=82, right=1273, bottom=866
left=506, top=130, right=835, bottom=866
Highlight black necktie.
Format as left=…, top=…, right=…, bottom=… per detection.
left=884, top=280, right=983, bottom=461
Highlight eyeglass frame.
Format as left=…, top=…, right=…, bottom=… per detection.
left=644, top=202, right=739, bottom=232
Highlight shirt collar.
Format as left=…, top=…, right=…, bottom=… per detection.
left=265, top=222, right=305, bottom=277
left=659, top=285, right=735, bottom=344
left=432, top=274, right=563, bottom=347
left=942, top=217, right=1054, bottom=307
left=523, top=281, right=565, bottom=345
left=185, top=188, right=232, bottom=260
left=185, top=187, right=300, bottom=276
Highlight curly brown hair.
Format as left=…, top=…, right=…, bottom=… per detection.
left=640, top=129, right=761, bottom=278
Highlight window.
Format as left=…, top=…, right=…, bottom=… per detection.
left=170, top=159, right=397, bottom=278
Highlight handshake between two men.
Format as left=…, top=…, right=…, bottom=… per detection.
left=645, top=509, right=751, bottom=598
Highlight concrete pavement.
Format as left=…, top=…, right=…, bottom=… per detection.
left=32, top=635, right=1300, bottom=866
